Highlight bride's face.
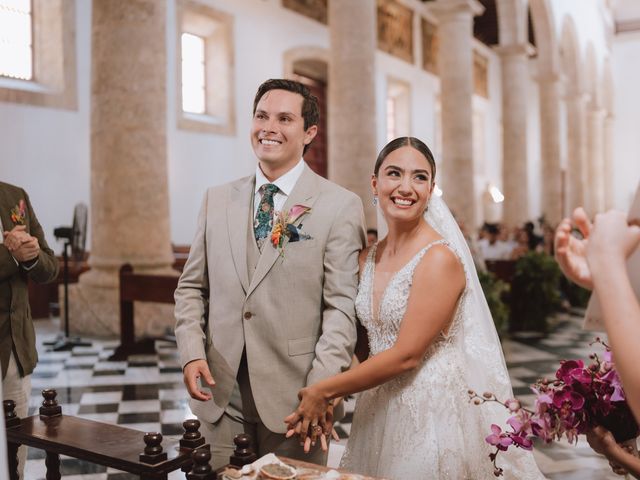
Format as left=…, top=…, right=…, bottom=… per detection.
left=372, top=146, right=434, bottom=223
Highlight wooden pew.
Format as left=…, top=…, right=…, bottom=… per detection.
left=28, top=246, right=190, bottom=319
left=108, top=264, right=178, bottom=361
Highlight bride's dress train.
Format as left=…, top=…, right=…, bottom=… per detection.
left=340, top=196, right=546, bottom=480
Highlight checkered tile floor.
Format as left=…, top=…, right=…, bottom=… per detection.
left=14, top=313, right=631, bottom=479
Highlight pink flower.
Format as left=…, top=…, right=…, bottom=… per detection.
left=601, top=369, right=625, bottom=402
left=510, top=434, right=533, bottom=450
left=486, top=424, right=513, bottom=451
left=556, top=360, right=584, bottom=384
left=553, top=389, right=585, bottom=414
left=288, top=205, right=311, bottom=224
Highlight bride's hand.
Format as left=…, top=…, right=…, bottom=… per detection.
left=284, top=386, right=332, bottom=450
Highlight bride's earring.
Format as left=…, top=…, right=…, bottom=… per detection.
left=373, top=196, right=378, bottom=206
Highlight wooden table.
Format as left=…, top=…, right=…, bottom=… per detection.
left=6, top=414, right=197, bottom=479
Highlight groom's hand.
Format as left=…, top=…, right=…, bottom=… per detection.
left=183, top=359, right=216, bottom=401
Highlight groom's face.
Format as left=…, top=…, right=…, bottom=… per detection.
left=251, top=89, right=317, bottom=174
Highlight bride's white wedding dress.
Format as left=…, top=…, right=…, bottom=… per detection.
left=340, top=196, right=545, bottom=480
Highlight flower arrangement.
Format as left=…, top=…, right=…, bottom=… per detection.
left=470, top=339, right=639, bottom=477
left=10, top=199, right=26, bottom=225
left=271, top=204, right=311, bottom=254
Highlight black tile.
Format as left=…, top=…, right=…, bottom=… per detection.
left=60, top=458, right=107, bottom=475
left=77, top=403, right=120, bottom=414
left=161, top=423, right=185, bottom=436
left=71, top=351, right=101, bottom=357
left=64, top=364, right=94, bottom=370
left=128, top=362, right=158, bottom=367
left=93, top=369, right=126, bottom=376
left=118, top=412, right=160, bottom=424
left=36, top=358, right=65, bottom=365
left=160, top=399, right=187, bottom=410
left=122, top=384, right=159, bottom=401
left=31, top=371, right=58, bottom=379
left=159, top=366, right=182, bottom=374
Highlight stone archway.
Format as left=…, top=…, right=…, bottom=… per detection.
left=283, top=47, right=329, bottom=178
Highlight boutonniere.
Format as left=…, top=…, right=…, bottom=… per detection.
left=271, top=205, right=312, bottom=254
left=10, top=199, right=26, bottom=225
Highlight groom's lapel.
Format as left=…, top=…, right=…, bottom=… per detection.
left=227, top=176, right=254, bottom=293
left=246, top=164, right=320, bottom=299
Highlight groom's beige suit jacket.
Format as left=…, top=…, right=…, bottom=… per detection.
left=175, top=164, right=366, bottom=433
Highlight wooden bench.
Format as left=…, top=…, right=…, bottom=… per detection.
left=29, top=246, right=190, bottom=319
left=5, top=390, right=210, bottom=480
left=108, top=264, right=179, bottom=361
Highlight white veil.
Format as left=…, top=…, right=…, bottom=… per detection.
left=424, top=194, right=546, bottom=479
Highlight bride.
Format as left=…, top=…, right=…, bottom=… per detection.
left=285, top=137, right=545, bottom=479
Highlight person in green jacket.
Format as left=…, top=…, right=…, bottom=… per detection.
left=1, top=181, right=59, bottom=479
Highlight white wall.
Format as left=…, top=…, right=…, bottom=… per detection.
left=0, top=0, right=91, bottom=252
left=612, top=31, right=640, bottom=209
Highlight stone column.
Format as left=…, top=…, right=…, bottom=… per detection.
left=328, top=0, right=378, bottom=228
left=603, top=113, right=615, bottom=209
left=68, top=0, right=174, bottom=336
left=587, top=104, right=606, bottom=214
left=537, top=75, right=563, bottom=225
left=427, top=0, right=485, bottom=228
left=494, top=43, right=532, bottom=227
left=565, top=92, right=588, bottom=213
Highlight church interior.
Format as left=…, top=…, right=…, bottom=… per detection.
left=2, top=0, right=640, bottom=478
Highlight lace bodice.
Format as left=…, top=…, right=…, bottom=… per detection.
left=355, top=239, right=463, bottom=357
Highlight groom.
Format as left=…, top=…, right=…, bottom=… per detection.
left=175, top=79, right=366, bottom=468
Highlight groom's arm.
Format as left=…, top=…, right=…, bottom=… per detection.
left=306, top=192, right=366, bottom=387
left=175, top=189, right=211, bottom=372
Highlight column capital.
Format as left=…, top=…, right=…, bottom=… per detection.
left=493, top=42, right=535, bottom=57
left=426, top=0, right=485, bottom=21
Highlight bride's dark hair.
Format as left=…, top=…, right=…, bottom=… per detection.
left=373, top=137, right=436, bottom=183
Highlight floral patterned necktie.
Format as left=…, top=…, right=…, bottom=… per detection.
left=254, top=183, right=279, bottom=250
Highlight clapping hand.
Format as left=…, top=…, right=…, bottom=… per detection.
left=3, top=225, right=40, bottom=262
left=284, top=388, right=340, bottom=453
left=554, top=207, right=594, bottom=289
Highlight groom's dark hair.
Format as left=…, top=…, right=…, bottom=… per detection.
left=374, top=137, right=436, bottom=184
left=253, top=79, right=319, bottom=154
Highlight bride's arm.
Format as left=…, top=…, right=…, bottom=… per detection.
left=285, top=244, right=465, bottom=432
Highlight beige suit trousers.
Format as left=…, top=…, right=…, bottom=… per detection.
left=200, top=352, right=328, bottom=470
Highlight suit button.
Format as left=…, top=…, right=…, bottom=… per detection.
left=243, top=312, right=252, bottom=320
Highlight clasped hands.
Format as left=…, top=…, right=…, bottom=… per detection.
left=284, top=386, right=340, bottom=453
left=3, top=225, right=40, bottom=263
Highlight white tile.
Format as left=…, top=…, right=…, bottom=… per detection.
left=80, top=391, right=122, bottom=405
left=161, top=408, right=196, bottom=424
left=76, top=412, right=119, bottom=424
left=159, top=388, right=188, bottom=401
left=118, top=399, right=161, bottom=413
